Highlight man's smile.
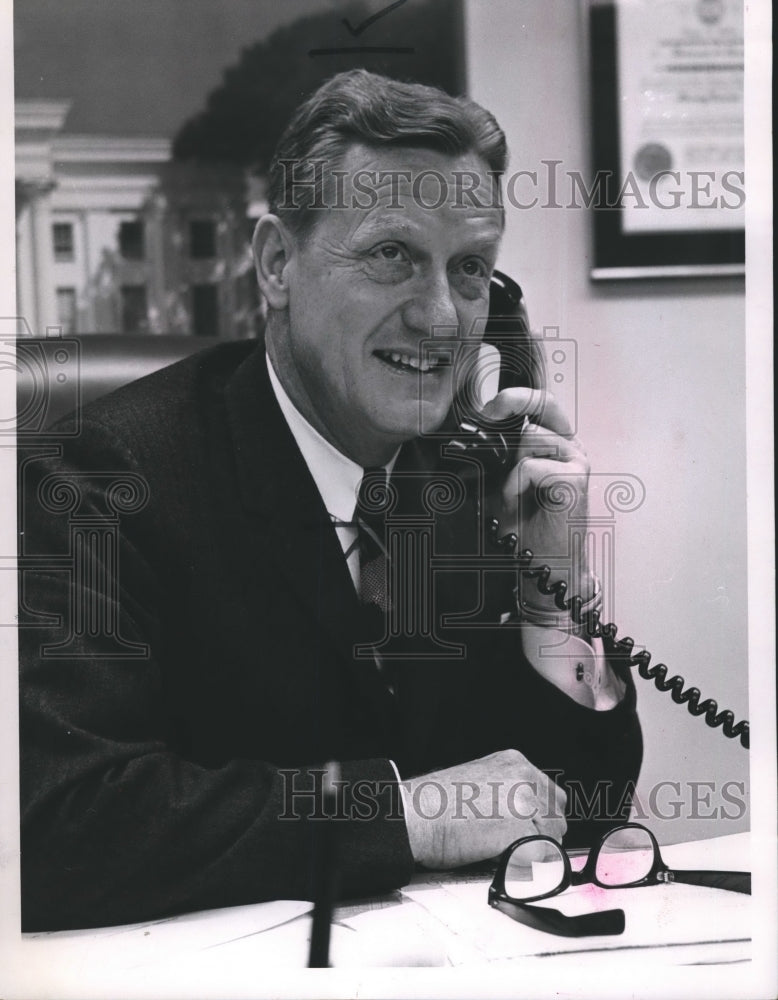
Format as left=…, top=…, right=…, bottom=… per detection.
left=373, top=348, right=447, bottom=374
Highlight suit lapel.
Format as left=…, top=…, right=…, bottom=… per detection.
left=223, top=347, right=401, bottom=726
left=387, top=440, right=449, bottom=771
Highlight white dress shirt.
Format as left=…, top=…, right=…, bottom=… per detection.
left=266, top=355, right=397, bottom=591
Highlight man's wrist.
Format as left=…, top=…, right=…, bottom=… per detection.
left=513, top=572, right=601, bottom=634
left=397, top=772, right=438, bottom=867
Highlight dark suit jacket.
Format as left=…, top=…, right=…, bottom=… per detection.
left=19, top=341, right=642, bottom=931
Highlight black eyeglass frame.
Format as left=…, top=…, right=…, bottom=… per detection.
left=492, top=823, right=751, bottom=903
left=488, top=833, right=626, bottom=938
left=488, top=822, right=750, bottom=939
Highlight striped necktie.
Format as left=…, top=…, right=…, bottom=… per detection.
left=356, top=467, right=391, bottom=631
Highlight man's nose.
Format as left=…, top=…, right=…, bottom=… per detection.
left=402, top=272, right=459, bottom=335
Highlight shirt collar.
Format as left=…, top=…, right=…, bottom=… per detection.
left=266, top=354, right=396, bottom=522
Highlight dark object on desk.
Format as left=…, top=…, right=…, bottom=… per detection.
left=490, top=896, right=625, bottom=939
left=308, top=763, right=341, bottom=968
left=489, top=822, right=750, bottom=939
left=664, top=869, right=751, bottom=895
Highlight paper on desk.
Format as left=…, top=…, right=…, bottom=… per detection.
left=20, top=898, right=447, bottom=997
left=332, top=902, right=448, bottom=966
left=659, top=832, right=750, bottom=873
left=21, top=899, right=313, bottom=987
left=85, top=903, right=449, bottom=994
left=403, top=834, right=751, bottom=965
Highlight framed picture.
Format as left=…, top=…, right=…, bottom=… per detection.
left=588, top=0, right=745, bottom=279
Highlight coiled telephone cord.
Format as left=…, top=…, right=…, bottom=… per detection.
left=487, top=518, right=750, bottom=750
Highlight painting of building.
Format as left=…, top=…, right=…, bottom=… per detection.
left=14, top=100, right=263, bottom=339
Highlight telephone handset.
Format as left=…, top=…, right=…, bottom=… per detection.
left=443, top=269, right=538, bottom=483
left=445, top=270, right=750, bottom=750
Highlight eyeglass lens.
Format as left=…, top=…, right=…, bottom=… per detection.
left=504, top=839, right=566, bottom=900
left=595, top=826, right=655, bottom=886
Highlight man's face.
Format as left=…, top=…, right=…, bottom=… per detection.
left=275, top=144, right=504, bottom=465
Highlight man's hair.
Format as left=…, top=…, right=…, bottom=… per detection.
left=268, top=69, right=508, bottom=240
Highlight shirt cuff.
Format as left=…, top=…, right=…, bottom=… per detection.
left=388, top=759, right=412, bottom=829
left=520, top=627, right=627, bottom=710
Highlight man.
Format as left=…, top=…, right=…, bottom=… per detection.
left=19, top=70, right=641, bottom=931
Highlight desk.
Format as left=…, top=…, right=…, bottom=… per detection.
left=335, top=831, right=751, bottom=967
left=11, top=833, right=751, bottom=996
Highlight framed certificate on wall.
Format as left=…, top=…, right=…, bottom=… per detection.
left=588, top=0, right=745, bottom=279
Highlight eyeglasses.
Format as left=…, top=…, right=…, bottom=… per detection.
left=489, top=822, right=751, bottom=938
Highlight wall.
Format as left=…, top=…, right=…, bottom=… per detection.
left=465, top=0, right=749, bottom=843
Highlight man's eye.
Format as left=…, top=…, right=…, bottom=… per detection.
left=372, top=243, right=406, bottom=261
left=459, top=257, right=488, bottom=278
left=452, top=257, right=491, bottom=300
left=364, top=243, right=413, bottom=283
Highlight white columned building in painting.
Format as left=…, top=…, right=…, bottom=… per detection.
left=15, top=100, right=260, bottom=339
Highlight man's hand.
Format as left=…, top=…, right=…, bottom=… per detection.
left=480, top=387, right=592, bottom=598
left=401, top=750, right=567, bottom=869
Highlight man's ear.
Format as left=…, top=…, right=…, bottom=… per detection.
left=252, top=215, right=293, bottom=310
